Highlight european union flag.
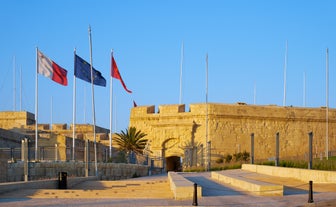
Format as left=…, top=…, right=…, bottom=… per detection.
left=74, top=54, right=106, bottom=87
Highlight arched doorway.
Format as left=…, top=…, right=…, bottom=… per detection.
left=166, top=156, right=181, bottom=172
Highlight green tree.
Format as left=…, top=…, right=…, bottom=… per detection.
left=114, top=127, right=148, bottom=162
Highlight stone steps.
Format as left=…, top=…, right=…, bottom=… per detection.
left=211, top=169, right=284, bottom=196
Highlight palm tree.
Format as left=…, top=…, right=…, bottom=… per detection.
left=114, top=127, right=148, bottom=162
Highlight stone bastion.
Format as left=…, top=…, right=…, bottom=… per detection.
left=129, top=103, right=336, bottom=170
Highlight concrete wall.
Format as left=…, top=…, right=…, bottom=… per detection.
left=130, top=103, right=336, bottom=165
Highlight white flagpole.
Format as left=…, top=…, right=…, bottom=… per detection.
left=205, top=53, right=209, bottom=171
left=326, top=48, right=329, bottom=160
left=88, top=25, right=98, bottom=176
left=254, top=82, right=257, bottom=105
left=303, top=72, right=306, bottom=107
left=35, top=47, right=39, bottom=161
left=114, top=96, right=117, bottom=131
left=20, top=66, right=22, bottom=111
left=179, top=41, right=184, bottom=105
left=13, top=56, right=16, bottom=111
left=72, top=49, right=77, bottom=161
left=84, top=85, right=86, bottom=123
left=50, top=96, right=53, bottom=131
left=109, top=50, right=113, bottom=159
left=283, top=40, right=288, bottom=107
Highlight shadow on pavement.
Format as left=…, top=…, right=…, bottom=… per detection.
left=184, top=175, right=245, bottom=197
left=284, top=186, right=308, bottom=195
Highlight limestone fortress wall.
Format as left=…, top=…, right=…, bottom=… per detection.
left=130, top=103, right=336, bottom=165
left=1, top=103, right=335, bottom=168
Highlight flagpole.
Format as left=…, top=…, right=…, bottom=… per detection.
left=283, top=40, right=288, bottom=106
left=35, top=47, right=39, bottom=161
left=179, top=41, right=184, bottom=105
left=326, top=48, right=329, bottom=160
left=13, top=56, right=16, bottom=111
left=72, top=49, right=77, bottom=161
left=84, top=85, right=86, bottom=123
left=254, top=82, right=256, bottom=105
left=205, top=53, right=209, bottom=171
left=109, top=50, right=113, bottom=159
left=50, top=96, right=53, bottom=131
left=20, top=66, right=22, bottom=111
left=303, top=72, right=306, bottom=107
left=88, top=25, right=98, bottom=176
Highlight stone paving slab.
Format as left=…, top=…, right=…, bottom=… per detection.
left=1, top=172, right=336, bottom=206
left=0, top=176, right=173, bottom=199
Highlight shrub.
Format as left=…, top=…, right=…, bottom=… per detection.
left=224, top=154, right=233, bottom=163
left=216, top=157, right=224, bottom=164
left=242, top=151, right=250, bottom=162
left=233, top=151, right=250, bottom=162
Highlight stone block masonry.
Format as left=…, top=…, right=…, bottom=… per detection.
left=130, top=103, right=336, bottom=168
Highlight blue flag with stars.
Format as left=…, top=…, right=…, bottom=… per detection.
left=74, top=54, right=106, bottom=87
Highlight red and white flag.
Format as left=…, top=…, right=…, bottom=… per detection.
left=111, top=56, right=132, bottom=93
left=37, top=50, right=68, bottom=86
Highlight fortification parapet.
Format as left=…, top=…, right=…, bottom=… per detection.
left=158, top=104, right=185, bottom=114
left=131, top=105, right=155, bottom=116
left=52, top=124, right=68, bottom=130
left=0, top=111, right=35, bottom=129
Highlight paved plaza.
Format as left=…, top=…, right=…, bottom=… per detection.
left=1, top=171, right=336, bottom=207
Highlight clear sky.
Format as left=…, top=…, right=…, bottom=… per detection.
left=1, top=0, right=336, bottom=132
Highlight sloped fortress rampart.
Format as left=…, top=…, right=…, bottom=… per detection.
left=130, top=103, right=336, bottom=168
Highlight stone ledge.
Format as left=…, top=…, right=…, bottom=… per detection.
left=211, top=170, right=283, bottom=196
left=168, top=172, right=202, bottom=200
left=242, top=164, right=336, bottom=183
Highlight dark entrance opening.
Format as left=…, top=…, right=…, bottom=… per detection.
left=166, top=156, right=181, bottom=172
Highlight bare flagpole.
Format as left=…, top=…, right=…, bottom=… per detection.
left=109, top=50, right=113, bottom=158
left=303, top=72, right=306, bottom=107
left=283, top=40, right=288, bottom=106
left=88, top=25, right=98, bottom=176
left=20, top=66, right=22, bottom=111
left=35, top=47, right=39, bottom=160
left=84, top=85, right=86, bottom=123
left=254, top=82, right=256, bottom=105
left=72, top=49, right=77, bottom=161
left=13, top=56, right=16, bottom=111
left=326, top=48, right=329, bottom=160
left=179, top=41, right=184, bottom=104
left=205, top=53, right=209, bottom=171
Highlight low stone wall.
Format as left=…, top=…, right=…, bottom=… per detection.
left=2, top=161, right=151, bottom=183
left=242, top=164, right=336, bottom=183
left=0, top=176, right=97, bottom=194
left=168, top=172, right=202, bottom=200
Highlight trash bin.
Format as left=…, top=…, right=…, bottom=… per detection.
left=58, top=172, right=67, bottom=189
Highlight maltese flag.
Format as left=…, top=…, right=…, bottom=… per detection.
left=37, top=50, right=68, bottom=86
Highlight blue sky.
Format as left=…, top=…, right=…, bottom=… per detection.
left=1, top=0, right=336, bottom=132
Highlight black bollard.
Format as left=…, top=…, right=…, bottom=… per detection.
left=192, top=183, right=198, bottom=206
left=308, top=180, right=314, bottom=203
